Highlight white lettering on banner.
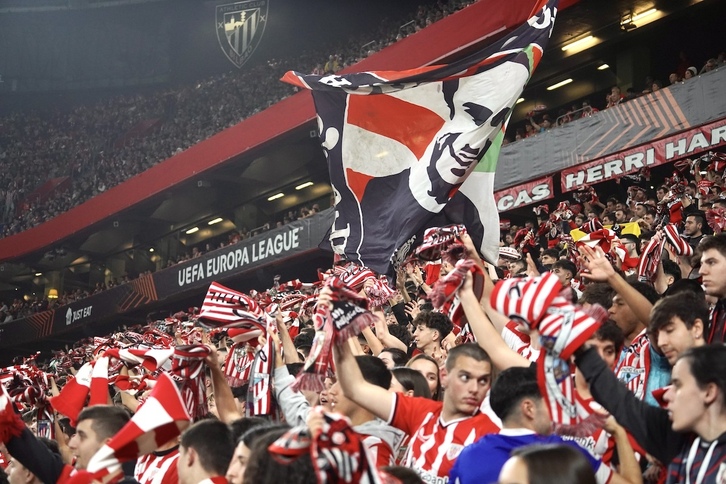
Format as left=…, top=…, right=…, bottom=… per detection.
left=177, top=227, right=303, bottom=287
left=563, top=121, right=726, bottom=192
left=496, top=181, right=552, bottom=211
left=66, top=305, right=93, bottom=325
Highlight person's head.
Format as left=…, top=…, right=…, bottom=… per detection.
left=378, top=348, right=409, bottom=369
left=684, top=213, right=705, bottom=237
left=412, top=311, right=453, bottom=350
left=578, top=282, right=614, bottom=310
left=601, top=211, right=615, bottom=226
left=661, top=259, right=682, bottom=288
left=381, top=466, right=424, bottom=484
left=614, top=208, right=627, bottom=223
left=699, top=234, right=726, bottom=298
left=407, top=354, right=442, bottom=400
left=178, top=419, right=234, bottom=484
left=656, top=185, right=669, bottom=201
left=227, top=424, right=290, bottom=484
left=68, top=405, right=130, bottom=470
left=608, top=281, right=659, bottom=339
left=499, top=444, right=597, bottom=484
left=551, top=260, right=577, bottom=287
left=390, top=367, right=432, bottom=399
left=329, top=355, right=391, bottom=416
left=7, top=438, right=59, bottom=484
left=649, top=293, right=708, bottom=365
left=589, top=320, right=625, bottom=369
left=620, top=233, right=640, bottom=256
left=441, top=344, right=492, bottom=417
left=664, top=345, right=726, bottom=436
left=490, top=366, right=551, bottom=434
left=663, top=278, right=705, bottom=299
left=540, top=248, right=560, bottom=268
left=685, top=66, right=697, bottom=79
left=228, top=417, right=267, bottom=451
left=241, top=427, right=315, bottom=484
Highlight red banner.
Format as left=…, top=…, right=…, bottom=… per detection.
left=561, top=118, right=726, bottom=192
left=494, top=176, right=554, bottom=212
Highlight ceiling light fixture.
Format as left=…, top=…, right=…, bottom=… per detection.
left=185, top=227, right=199, bottom=234
left=208, top=217, right=223, bottom=225
left=561, top=35, right=593, bottom=52
left=515, top=97, right=525, bottom=104
left=597, top=64, right=609, bottom=70
left=631, top=8, right=657, bottom=22
left=149, top=248, right=155, bottom=252
left=267, top=193, right=284, bottom=201
left=546, top=78, right=573, bottom=91
left=35, top=272, right=42, bottom=277
left=295, top=182, right=314, bottom=190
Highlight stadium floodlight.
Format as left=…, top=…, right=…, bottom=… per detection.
left=267, top=193, right=284, bottom=201
left=185, top=227, right=199, bottom=234
left=208, top=217, right=223, bottom=225
left=561, top=35, right=594, bottom=52
left=546, top=78, right=573, bottom=91
left=295, top=182, right=314, bottom=190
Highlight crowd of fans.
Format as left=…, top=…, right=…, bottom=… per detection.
left=3, top=149, right=726, bottom=482
left=1, top=4, right=726, bottom=482
left=0, top=0, right=475, bottom=239
left=506, top=50, right=725, bottom=143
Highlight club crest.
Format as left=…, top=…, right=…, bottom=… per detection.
left=215, top=0, right=268, bottom=69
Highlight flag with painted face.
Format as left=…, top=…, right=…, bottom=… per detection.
left=282, top=0, right=558, bottom=275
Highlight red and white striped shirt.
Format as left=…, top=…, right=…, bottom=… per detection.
left=134, top=447, right=179, bottom=484
left=388, top=393, right=499, bottom=482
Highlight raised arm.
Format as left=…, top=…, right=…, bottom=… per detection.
left=579, top=245, right=653, bottom=326
left=205, top=344, right=243, bottom=423
left=332, top=335, right=394, bottom=421
left=458, top=273, right=529, bottom=371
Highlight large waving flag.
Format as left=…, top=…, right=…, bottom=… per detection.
left=283, top=0, right=558, bottom=275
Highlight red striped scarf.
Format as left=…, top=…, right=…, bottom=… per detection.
left=198, top=282, right=266, bottom=332
left=637, top=235, right=665, bottom=283
left=223, top=343, right=255, bottom=387
left=615, top=330, right=651, bottom=401
left=63, top=373, right=191, bottom=484
left=169, top=345, right=210, bottom=421
left=50, top=357, right=110, bottom=425
left=269, top=411, right=387, bottom=484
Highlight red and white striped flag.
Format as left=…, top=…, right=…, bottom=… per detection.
left=199, top=282, right=266, bottom=332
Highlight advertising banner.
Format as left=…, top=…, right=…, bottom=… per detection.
left=494, top=176, right=554, bottom=212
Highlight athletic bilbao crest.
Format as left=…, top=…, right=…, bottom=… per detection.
left=216, top=0, right=268, bottom=68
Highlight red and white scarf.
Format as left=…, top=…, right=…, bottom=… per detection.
left=64, top=373, right=191, bottom=484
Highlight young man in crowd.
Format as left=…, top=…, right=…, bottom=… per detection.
left=333, top=336, right=498, bottom=482
left=6, top=405, right=134, bottom=483
left=177, top=420, right=234, bottom=484
left=411, top=310, right=454, bottom=362
left=699, top=233, right=726, bottom=342
left=6, top=439, right=61, bottom=484
left=649, top=292, right=707, bottom=365
left=683, top=212, right=706, bottom=249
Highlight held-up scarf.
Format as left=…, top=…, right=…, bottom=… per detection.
left=492, top=276, right=605, bottom=426
left=50, top=357, right=110, bottom=426
left=430, top=258, right=484, bottom=339
left=169, top=345, right=210, bottom=421
left=268, top=410, right=390, bottom=484
left=198, top=281, right=266, bottom=333
left=637, top=235, right=665, bottom=283
left=247, top=314, right=277, bottom=417
left=223, top=343, right=255, bottom=387
left=292, top=280, right=377, bottom=392
left=663, top=223, right=694, bottom=256
left=616, top=330, right=651, bottom=401
left=62, top=373, right=191, bottom=484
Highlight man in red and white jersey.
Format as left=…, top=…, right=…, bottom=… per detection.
left=177, top=420, right=234, bottom=484
left=134, top=439, right=179, bottom=484
left=335, top=340, right=499, bottom=482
